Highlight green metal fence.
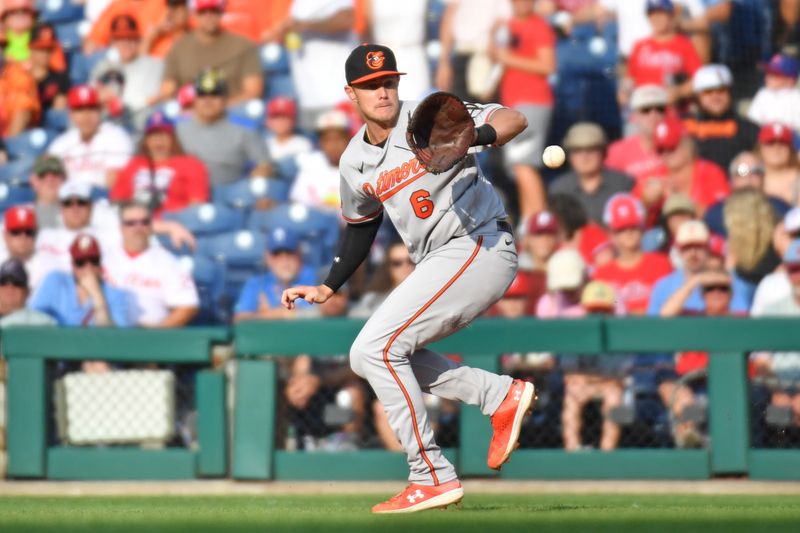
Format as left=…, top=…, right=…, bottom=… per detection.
left=4, top=318, right=800, bottom=480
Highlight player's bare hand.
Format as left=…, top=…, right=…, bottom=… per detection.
left=281, top=284, right=334, bottom=310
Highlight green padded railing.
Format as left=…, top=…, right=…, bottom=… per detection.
left=2, top=326, right=230, bottom=480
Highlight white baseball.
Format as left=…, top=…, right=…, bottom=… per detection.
left=542, top=145, right=566, bottom=169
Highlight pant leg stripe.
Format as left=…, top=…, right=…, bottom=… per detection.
left=381, top=236, right=484, bottom=486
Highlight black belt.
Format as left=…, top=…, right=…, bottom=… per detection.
left=497, top=219, right=514, bottom=236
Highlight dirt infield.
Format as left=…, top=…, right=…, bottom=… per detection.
left=1, top=479, right=799, bottom=497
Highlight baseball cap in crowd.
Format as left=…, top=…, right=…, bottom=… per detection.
left=67, top=85, right=100, bottom=110
left=29, top=22, right=58, bottom=50
left=692, top=64, right=733, bottom=93
left=4, top=206, right=37, bottom=232
left=0, top=259, right=29, bottom=288
left=58, top=181, right=92, bottom=202
left=316, top=109, right=350, bottom=132
left=267, top=96, right=297, bottom=118
left=630, top=84, right=668, bottom=112
left=1, top=0, right=35, bottom=18
left=194, top=69, right=228, bottom=96
left=654, top=117, right=686, bottom=152
left=547, top=249, right=586, bottom=292
left=110, top=14, right=140, bottom=40
left=144, top=111, right=175, bottom=135
left=675, top=220, right=710, bottom=248
left=646, top=0, right=674, bottom=13
left=708, top=234, right=726, bottom=258
left=527, top=210, right=559, bottom=235
left=267, top=227, right=299, bottom=254
left=783, top=239, right=800, bottom=266
left=603, top=193, right=645, bottom=231
left=345, top=43, right=406, bottom=86
left=193, top=0, right=225, bottom=11
left=70, top=234, right=101, bottom=262
left=766, top=53, right=800, bottom=79
left=177, top=83, right=195, bottom=109
left=662, top=193, right=697, bottom=218
left=563, top=122, right=607, bottom=151
left=33, top=155, right=65, bottom=177
left=758, top=123, right=793, bottom=145
left=580, top=281, right=616, bottom=313
left=503, top=272, right=530, bottom=299
left=784, top=207, right=800, bottom=235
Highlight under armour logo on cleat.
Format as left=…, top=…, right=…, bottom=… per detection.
left=407, top=489, right=425, bottom=503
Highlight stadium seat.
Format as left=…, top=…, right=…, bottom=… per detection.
left=69, top=50, right=106, bottom=85
left=44, top=108, right=70, bottom=132
left=55, top=20, right=89, bottom=52
left=260, top=43, right=290, bottom=73
left=0, top=183, right=36, bottom=213
left=228, top=99, right=266, bottom=131
left=37, top=0, right=85, bottom=24
left=4, top=129, right=52, bottom=160
left=178, top=255, right=228, bottom=325
left=0, top=157, right=36, bottom=186
left=265, top=73, right=297, bottom=100
left=212, top=178, right=291, bottom=210
left=161, top=203, right=246, bottom=236
left=273, top=157, right=299, bottom=182
left=247, top=203, right=339, bottom=268
left=196, top=229, right=265, bottom=267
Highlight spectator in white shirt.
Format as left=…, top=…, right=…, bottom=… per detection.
left=747, top=54, right=800, bottom=134
left=264, top=96, right=312, bottom=163
left=47, top=85, right=134, bottom=189
left=289, top=110, right=350, bottom=213
left=103, top=201, right=199, bottom=327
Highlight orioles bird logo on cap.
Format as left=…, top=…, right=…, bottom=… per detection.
left=366, top=51, right=385, bottom=70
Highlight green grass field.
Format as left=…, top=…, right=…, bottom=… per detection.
left=1, top=493, right=799, bottom=532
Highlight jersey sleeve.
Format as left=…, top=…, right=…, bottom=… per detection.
left=468, top=102, right=507, bottom=127
left=162, top=254, right=200, bottom=308
left=339, top=167, right=383, bottom=224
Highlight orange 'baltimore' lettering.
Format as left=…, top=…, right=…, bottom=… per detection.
left=375, top=157, right=426, bottom=201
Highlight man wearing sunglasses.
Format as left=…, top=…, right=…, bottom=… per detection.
left=0, top=206, right=37, bottom=265
left=103, top=202, right=198, bottom=328
left=30, top=234, right=132, bottom=327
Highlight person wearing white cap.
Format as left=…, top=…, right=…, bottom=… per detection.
left=289, top=110, right=352, bottom=214
left=648, top=219, right=751, bottom=316
left=535, top=248, right=587, bottom=318
left=683, top=64, right=759, bottom=172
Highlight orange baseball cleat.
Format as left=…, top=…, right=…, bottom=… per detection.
left=487, top=379, right=535, bottom=470
left=371, top=480, right=464, bottom=514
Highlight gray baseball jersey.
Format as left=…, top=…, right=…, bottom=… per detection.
left=339, top=100, right=518, bottom=486
left=339, top=100, right=507, bottom=262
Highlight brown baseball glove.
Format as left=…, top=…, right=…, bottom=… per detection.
left=406, top=92, right=475, bottom=174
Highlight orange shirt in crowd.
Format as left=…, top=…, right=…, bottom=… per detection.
left=592, top=253, right=673, bottom=314
left=0, top=61, right=41, bottom=136
left=500, top=14, right=556, bottom=108
left=86, top=0, right=166, bottom=49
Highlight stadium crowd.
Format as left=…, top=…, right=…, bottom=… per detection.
left=1, top=0, right=800, bottom=453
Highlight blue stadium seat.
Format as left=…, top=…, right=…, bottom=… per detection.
left=0, top=183, right=36, bottom=213
left=37, top=0, right=85, bottom=24
left=212, top=178, right=291, bottom=210
left=44, top=108, right=70, bottom=132
left=196, top=230, right=265, bottom=268
left=0, top=157, right=36, bottom=186
left=427, top=0, right=447, bottom=41
left=265, top=73, right=297, bottom=100
left=228, top=99, right=266, bottom=131
left=178, top=255, right=228, bottom=324
left=273, top=157, right=299, bottom=182
left=4, top=129, right=52, bottom=159
left=247, top=203, right=339, bottom=268
left=69, top=50, right=106, bottom=85
left=161, top=203, right=246, bottom=236
left=55, top=20, right=86, bottom=52
left=260, top=43, right=290, bottom=73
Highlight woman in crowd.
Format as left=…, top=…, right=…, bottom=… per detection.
left=758, top=123, right=800, bottom=208
left=724, top=188, right=781, bottom=286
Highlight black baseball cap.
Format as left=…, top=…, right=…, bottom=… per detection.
left=0, top=258, right=28, bottom=288
left=194, top=68, right=228, bottom=96
left=345, top=43, right=405, bottom=86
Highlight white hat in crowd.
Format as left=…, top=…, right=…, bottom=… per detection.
left=58, top=181, right=92, bottom=202
left=546, top=248, right=586, bottom=292
left=675, top=220, right=710, bottom=248
left=630, top=84, right=668, bottom=111
left=692, top=64, right=733, bottom=94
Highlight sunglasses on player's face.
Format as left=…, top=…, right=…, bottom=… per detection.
left=8, top=229, right=36, bottom=238
left=73, top=257, right=101, bottom=268
left=61, top=199, right=90, bottom=208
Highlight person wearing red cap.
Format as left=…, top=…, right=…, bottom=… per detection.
left=592, top=193, right=673, bottom=314
left=158, top=0, right=263, bottom=105
left=635, top=117, right=730, bottom=216
left=29, top=234, right=133, bottom=327
left=111, top=111, right=210, bottom=214
left=758, top=123, right=800, bottom=207
left=264, top=96, right=312, bottom=163
left=0, top=206, right=37, bottom=265
left=47, top=85, right=134, bottom=189
left=90, top=14, right=164, bottom=118
left=519, top=210, right=559, bottom=313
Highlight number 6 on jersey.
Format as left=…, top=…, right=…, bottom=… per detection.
left=410, top=189, right=434, bottom=219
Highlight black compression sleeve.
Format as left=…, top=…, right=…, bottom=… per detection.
left=471, top=124, right=497, bottom=146
left=323, top=212, right=383, bottom=292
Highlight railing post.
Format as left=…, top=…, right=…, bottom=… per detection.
left=708, top=352, right=749, bottom=475
left=232, top=358, right=276, bottom=479
left=458, top=354, right=500, bottom=477
left=197, top=370, right=227, bottom=477
left=6, top=357, right=46, bottom=478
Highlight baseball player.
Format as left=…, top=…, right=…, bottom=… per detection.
left=282, top=44, right=535, bottom=514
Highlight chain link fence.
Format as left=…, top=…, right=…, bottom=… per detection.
left=749, top=352, right=800, bottom=450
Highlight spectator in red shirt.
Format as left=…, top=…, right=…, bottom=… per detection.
left=490, top=0, right=556, bottom=219
left=111, top=111, right=210, bottom=215
left=606, top=85, right=669, bottom=185
left=636, top=117, right=730, bottom=217
left=593, top=193, right=673, bottom=313
left=624, top=0, right=702, bottom=106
